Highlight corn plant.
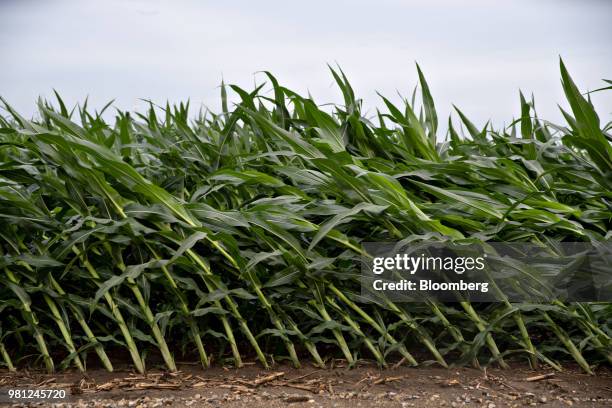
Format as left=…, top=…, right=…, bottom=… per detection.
left=0, top=60, right=610, bottom=374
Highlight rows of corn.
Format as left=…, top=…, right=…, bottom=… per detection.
left=0, top=61, right=610, bottom=374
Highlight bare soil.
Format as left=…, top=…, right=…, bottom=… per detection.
left=1, top=362, right=611, bottom=407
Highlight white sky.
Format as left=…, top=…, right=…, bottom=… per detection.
left=1, top=0, right=611, bottom=133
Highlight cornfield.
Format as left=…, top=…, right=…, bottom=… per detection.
left=0, top=60, right=610, bottom=375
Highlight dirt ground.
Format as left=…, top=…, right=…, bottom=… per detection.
left=1, top=361, right=611, bottom=407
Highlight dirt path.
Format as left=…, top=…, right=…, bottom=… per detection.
left=1, top=362, right=611, bottom=407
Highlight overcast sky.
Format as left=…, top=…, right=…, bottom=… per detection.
left=1, top=0, right=611, bottom=132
